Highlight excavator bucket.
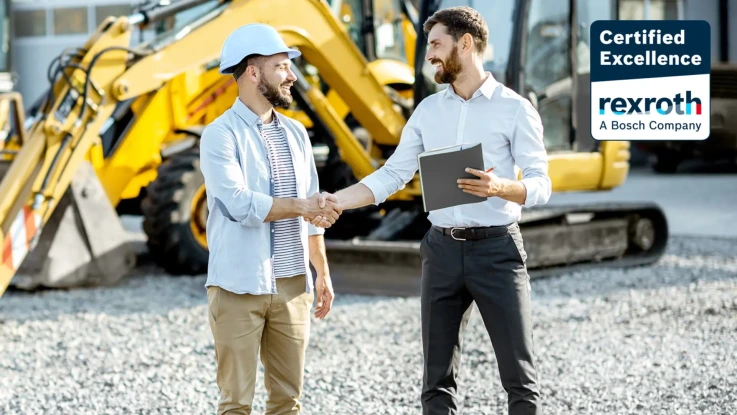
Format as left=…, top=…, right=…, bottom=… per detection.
left=1, top=162, right=137, bottom=291
left=0, top=86, right=137, bottom=295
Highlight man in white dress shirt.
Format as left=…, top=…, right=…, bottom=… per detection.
left=313, top=6, right=551, bottom=415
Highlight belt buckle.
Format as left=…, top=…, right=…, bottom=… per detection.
left=450, top=227, right=466, bottom=241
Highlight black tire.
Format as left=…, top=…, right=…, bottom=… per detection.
left=141, top=147, right=209, bottom=275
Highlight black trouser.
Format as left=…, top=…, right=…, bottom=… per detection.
left=419, top=222, right=541, bottom=415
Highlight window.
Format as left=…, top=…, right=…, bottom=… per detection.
left=14, top=10, right=46, bottom=37
left=539, top=95, right=573, bottom=152
left=619, top=0, right=680, bottom=20
left=96, top=4, right=134, bottom=27
left=54, top=7, right=88, bottom=35
left=523, top=0, right=570, bottom=95
left=374, top=0, right=406, bottom=62
left=577, top=0, right=615, bottom=74
left=619, top=0, right=645, bottom=19
left=327, top=0, right=366, bottom=55
left=475, top=0, right=516, bottom=82
left=650, top=0, right=680, bottom=19
left=523, top=0, right=571, bottom=151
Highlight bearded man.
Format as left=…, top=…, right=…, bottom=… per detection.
left=315, top=6, right=552, bottom=415
left=199, top=23, right=340, bottom=415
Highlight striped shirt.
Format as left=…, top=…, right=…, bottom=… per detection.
left=260, top=120, right=306, bottom=278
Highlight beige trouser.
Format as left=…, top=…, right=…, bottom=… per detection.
left=207, top=274, right=314, bottom=415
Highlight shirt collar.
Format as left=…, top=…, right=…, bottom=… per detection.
left=444, top=71, right=499, bottom=101
left=231, top=97, right=282, bottom=127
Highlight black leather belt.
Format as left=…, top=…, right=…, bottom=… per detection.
left=432, top=224, right=514, bottom=241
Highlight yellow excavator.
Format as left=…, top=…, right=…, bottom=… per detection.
left=0, top=0, right=668, bottom=297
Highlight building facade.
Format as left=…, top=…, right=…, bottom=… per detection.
left=8, top=0, right=153, bottom=104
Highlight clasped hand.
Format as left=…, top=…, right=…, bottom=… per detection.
left=303, top=192, right=342, bottom=228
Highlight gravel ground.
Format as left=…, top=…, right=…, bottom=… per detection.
left=1, top=235, right=736, bottom=415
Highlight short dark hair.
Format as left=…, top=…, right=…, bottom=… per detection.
left=423, top=6, right=488, bottom=55
left=232, top=54, right=266, bottom=81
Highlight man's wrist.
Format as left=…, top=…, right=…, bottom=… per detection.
left=490, top=179, right=507, bottom=197
left=335, top=183, right=375, bottom=210
left=294, top=198, right=307, bottom=216
left=315, top=272, right=331, bottom=282
left=494, top=179, right=527, bottom=204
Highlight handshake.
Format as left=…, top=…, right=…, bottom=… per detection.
left=300, top=192, right=343, bottom=228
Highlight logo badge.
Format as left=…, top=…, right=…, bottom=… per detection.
left=590, top=20, right=711, bottom=141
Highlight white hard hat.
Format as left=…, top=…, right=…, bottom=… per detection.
left=219, top=23, right=301, bottom=75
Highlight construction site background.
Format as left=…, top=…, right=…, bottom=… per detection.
left=0, top=0, right=735, bottom=414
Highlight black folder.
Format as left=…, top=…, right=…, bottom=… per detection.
left=417, top=142, right=486, bottom=212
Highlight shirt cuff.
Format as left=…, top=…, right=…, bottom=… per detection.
left=245, top=191, right=274, bottom=226
left=308, top=222, right=325, bottom=235
left=519, top=178, right=540, bottom=208
left=359, top=173, right=389, bottom=205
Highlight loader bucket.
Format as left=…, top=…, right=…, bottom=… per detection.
left=2, top=161, right=137, bottom=291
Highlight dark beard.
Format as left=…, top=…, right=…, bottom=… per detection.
left=259, top=79, right=292, bottom=108
left=433, top=45, right=463, bottom=84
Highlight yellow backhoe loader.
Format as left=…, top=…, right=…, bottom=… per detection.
left=0, top=0, right=669, bottom=298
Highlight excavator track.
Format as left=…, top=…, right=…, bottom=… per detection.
left=324, top=202, right=668, bottom=297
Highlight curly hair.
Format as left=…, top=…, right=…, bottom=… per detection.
left=423, top=6, right=488, bottom=55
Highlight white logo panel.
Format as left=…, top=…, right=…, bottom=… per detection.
left=591, top=74, right=710, bottom=141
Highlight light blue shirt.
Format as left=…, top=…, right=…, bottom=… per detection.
left=199, top=98, right=324, bottom=295
left=360, top=73, right=552, bottom=227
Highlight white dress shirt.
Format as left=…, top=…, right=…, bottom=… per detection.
left=359, top=72, right=552, bottom=228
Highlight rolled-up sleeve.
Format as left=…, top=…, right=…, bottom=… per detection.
left=199, top=123, right=273, bottom=226
left=511, top=100, right=552, bottom=207
left=301, top=124, right=325, bottom=236
left=359, top=102, right=426, bottom=205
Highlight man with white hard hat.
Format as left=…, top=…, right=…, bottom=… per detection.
left=199, top=23, right=341, bottom=415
